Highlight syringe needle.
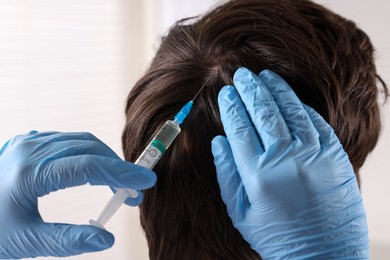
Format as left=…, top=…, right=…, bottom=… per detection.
left=192, top=71, right=216, bottom=101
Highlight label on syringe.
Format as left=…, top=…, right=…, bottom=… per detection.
left=135, top=140, right=166, bottom=169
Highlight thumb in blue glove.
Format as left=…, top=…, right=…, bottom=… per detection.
left=212, top=68, right=368, bottom=259
left=0, top=131, right=156, bottom=259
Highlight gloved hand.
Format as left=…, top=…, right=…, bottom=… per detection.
left=212, top=68, right=369, bottom=259
left=0, top=131, right=156, bottom=259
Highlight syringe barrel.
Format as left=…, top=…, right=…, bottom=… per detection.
left=91, top=120, right=181, bottom=228
left=135, top=120, right=181, bottom=169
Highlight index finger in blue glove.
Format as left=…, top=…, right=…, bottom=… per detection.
left=233, top=68, right=292, bottom=151
left=211, top=135, right=249, bottom=222
left=258, top=70, right=320, bottom=147
left=27, top=140, right=120, bottom=162
left=31, top=155, right=156, bottom=197
left=25, top=132, right=120, bottom=159
left=218, top=85, right=264, bottom=169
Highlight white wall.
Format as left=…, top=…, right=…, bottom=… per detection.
left=0, top=1, right=153, bottom=259
left=0, top=0, right=388, bottom=259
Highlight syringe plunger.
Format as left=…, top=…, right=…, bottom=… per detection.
left=90, top=102, right=192, bottom=229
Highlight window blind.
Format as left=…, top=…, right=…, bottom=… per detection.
left=0, top=1, right=149, bottom=259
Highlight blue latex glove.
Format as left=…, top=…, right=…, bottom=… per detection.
left=212, top=68, right=369, bottom=259
left=0, top=131, right=156, bottom=259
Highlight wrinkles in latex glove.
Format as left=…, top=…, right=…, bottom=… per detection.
left=212, top=68, right=368, bottom=259
left=0, top=131, right=156, bottom=259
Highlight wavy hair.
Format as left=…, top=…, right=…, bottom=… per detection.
left=122, top=0, right=388, bottom=259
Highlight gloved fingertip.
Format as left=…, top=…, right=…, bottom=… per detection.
left=138, top=169, right=157, bottom=189
left=258, top=69, right=276, bottom=79
left=258, top=69, right=293, bottom=93
left=233, top=67, right=251, bottom=82
left=81, top=227, right=115, bottom=251
left=120, top=161, right=157, bottom=189
left=211, top=135, right=228, bottom=157
left=218, top=85, right=236, bottom=100
left=233, top=67, right=268, bottom=97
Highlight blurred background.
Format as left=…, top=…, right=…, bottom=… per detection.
left=0, top=0, right=388, bottom=259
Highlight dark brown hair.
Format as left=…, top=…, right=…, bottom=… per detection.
left=122, top=0, right=388, bottom=259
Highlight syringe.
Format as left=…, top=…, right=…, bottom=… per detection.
left=90, top=101, right=193, bottom=229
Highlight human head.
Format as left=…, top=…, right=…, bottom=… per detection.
left=122, top=0, right=388, bottom=259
